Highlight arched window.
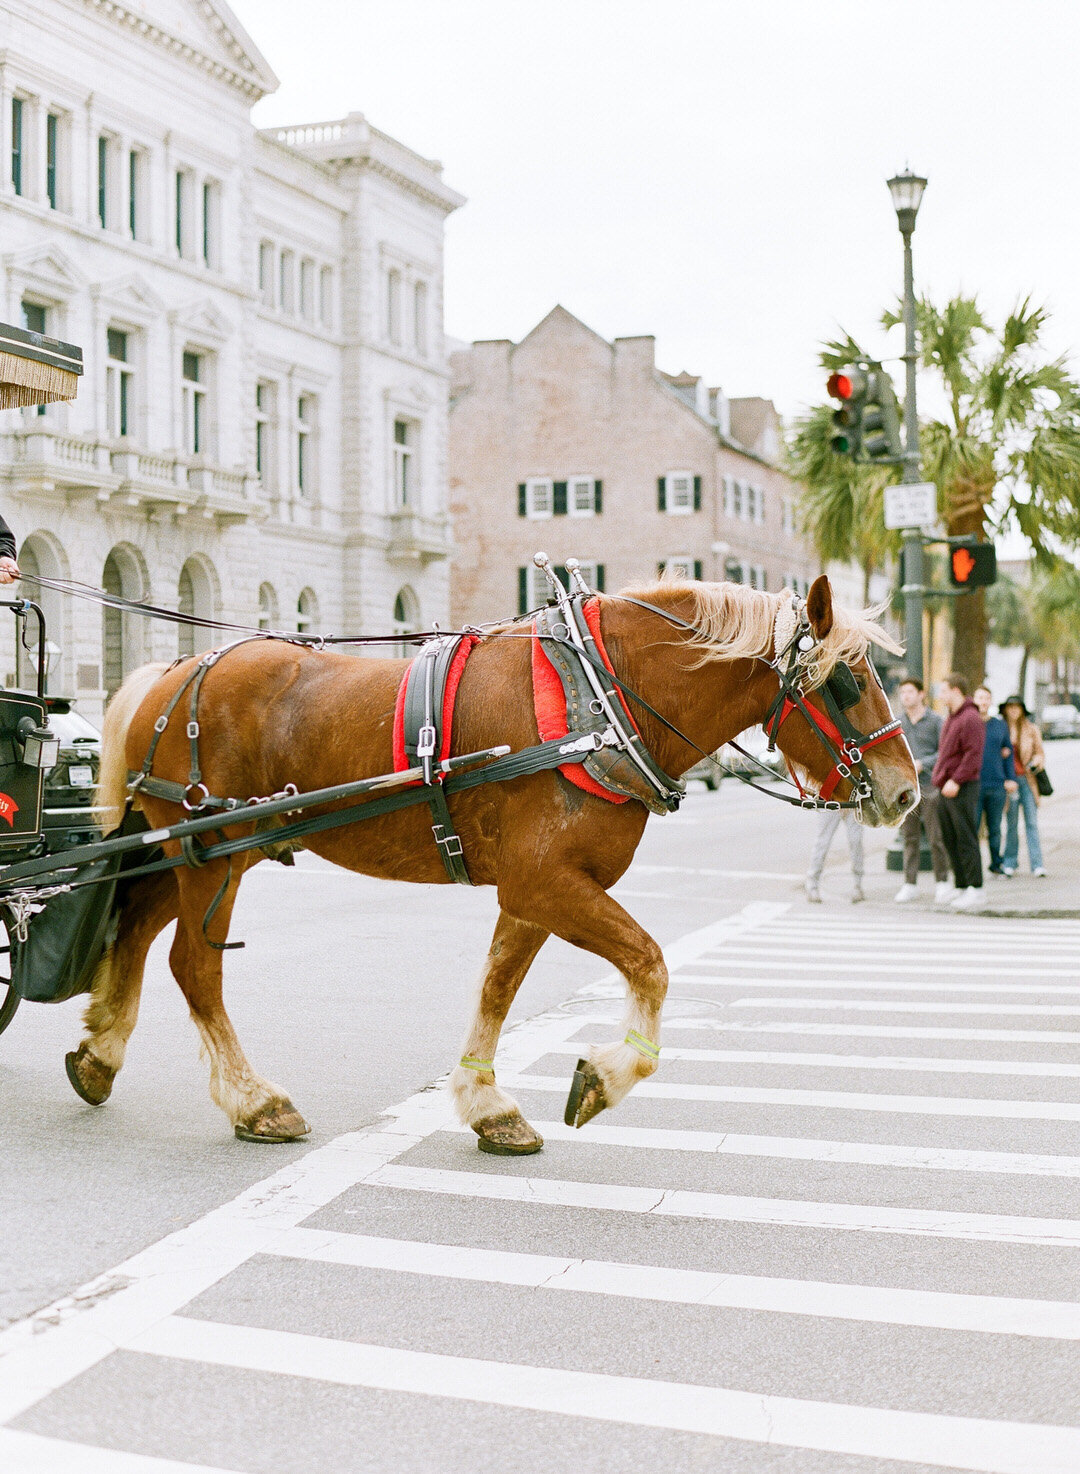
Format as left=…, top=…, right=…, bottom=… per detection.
left=392, top=586, right=419, bottom=658
left=102, top=552, right=126, bottom=696
left=176, top=557, right=215, bottom=660
left=258, top=583, right=278, bottom=631
left=296, top=587, right=318, bottom=636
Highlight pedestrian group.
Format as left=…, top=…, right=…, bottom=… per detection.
left=807, top=672, right=1048, bottom=909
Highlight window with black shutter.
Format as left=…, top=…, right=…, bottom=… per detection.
left=657, top=476, right=666, bottom=511
left=552, top=481, right=568, bottom=516
left=594, top=479, right=603, bottom=513
left=693, top=476, right=702, bottom=511
left=518, top=567, right=528, bottom=614
left=518, top=482, right=527, bottom=516
left=596, top=564, right=605, bottom=592
left=694, top=559, right=703, bottom=581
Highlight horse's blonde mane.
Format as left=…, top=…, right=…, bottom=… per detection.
left=619, top=579, right=903, bottom=686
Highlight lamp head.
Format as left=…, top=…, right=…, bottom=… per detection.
left=887, top=169, right=927, bottom=233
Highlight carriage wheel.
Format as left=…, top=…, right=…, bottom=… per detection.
left=0, top=908, right=20, bottom=1038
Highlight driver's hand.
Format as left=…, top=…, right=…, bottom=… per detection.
left=0, top=557, right=20, bottom=585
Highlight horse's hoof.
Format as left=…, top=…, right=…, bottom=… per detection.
left=234, top=1100, right=310, bottom=1143
left=65, top=1044, right=115, bottom=1106
left=473, top=1112, right=544, bottom=1155
left=564, top=1056, right=607, bottom=1128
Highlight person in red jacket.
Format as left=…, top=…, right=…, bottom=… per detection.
left=932, top=672, right=987, bottom=910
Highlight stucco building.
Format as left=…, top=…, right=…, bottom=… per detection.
left=0, top=0, right=463, bottom=718
left=448, top=306, right=818, bottom=625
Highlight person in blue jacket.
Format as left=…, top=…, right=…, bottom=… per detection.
left=973, top=684, right=1017, bottom=876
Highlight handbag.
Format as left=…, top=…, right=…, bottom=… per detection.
left=1034, top=766, right=1054, bottom=797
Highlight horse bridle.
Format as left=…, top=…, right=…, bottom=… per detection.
left=613, top=592, right=905, bottom=813
left=758, top=599, right=904, bottom=812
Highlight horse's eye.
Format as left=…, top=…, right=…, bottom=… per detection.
left=855, top=675, right=867, bottom=693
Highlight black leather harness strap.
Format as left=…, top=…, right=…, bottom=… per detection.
left=400, top=634, right=473, bottom=885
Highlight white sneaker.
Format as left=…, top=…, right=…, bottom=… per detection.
left=935, top=881, right=955, bottom=904
left=1033, top=867, right=1047, bottom=877
left=805, top=881, right=822, bottom=903
left=951, top=887, right=985, bottom=911
left=894, top=883, right=918, bottom=903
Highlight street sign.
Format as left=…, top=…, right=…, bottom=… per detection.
left=884, top=482, right=936, bottom=529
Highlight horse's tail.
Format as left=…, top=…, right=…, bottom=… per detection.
left=95, top=662, right=170, bottom=831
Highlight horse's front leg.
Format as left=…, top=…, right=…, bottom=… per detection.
left=171, top=863, right=309, bottom=1142
left=450, top=910, right=549, bottom=1154
left=514, top=873, right=667, bottom=1129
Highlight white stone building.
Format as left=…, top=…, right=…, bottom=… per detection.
left=0, top=0, right=463, bottom=719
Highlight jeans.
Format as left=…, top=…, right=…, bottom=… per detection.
left=979, top=786, right=1008, bottom=872
left=807, top=810, right=864, bottom=884
left=1005, top=777, right=1044, bottom=871
left=901, top=785, right=950, bottom=884
left=938, top=780, right=982, bottom=890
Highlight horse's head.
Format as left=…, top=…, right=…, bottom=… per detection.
left=769, top=575, right=919, bottom=828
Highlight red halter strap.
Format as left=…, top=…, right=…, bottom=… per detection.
left=773, top=697, right=904, bottom=802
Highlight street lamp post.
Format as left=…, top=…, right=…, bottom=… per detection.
left=887, top=168, right=928, bottom=685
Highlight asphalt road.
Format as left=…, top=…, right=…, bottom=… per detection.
left=2, top=743, right=1079, bottom=1471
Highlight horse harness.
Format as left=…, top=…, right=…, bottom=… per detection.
left=125, top=581, right=904, bottom=906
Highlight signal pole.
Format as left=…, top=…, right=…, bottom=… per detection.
left=888, top=169, right=928, bottom=685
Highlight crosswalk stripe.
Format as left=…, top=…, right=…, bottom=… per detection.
left=417, top=1114, right=1080, bottom=1178
left=548, top=1041, right=1080, bottom=1077
left=369, top=1163, right=1080, bottom=1246
left=763, top=922, right=1080, bottom=938
left=649, top=1018, right=1080, bottom=1043
left=0, top=1430, right=235, bottom=1473
left=693, top=953, right=1080, bottom=978
left=672, top=975, right=1080, bottom=994
left=729, top=1000, right=1080, bottom=1016
left=262, top=1226, right=1080, bottom=1339
left=503, top=1072, right=1080, bottom=1120
left=128, top=1314, right=1080, bottom=1473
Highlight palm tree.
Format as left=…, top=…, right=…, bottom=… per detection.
left=789, top=298, right=1080, bottom=687
left=987, top=561, right=1080, bottom=698
left=883, top=295, right=1080, bottom=683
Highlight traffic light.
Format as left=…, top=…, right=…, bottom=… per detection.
left=827, top=363, right=902, bottom=461
left=827, top=367, right=868, bottom=457
left=948, top=541, right=997, bottom=589
left=861, top=368, right=903, bottom=461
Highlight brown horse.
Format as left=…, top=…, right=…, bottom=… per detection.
left=71, top=575, right=917, bottom=1151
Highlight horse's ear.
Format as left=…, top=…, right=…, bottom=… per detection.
left=806, top=575, right=834, bottom=640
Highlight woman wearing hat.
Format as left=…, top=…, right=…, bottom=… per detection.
left=1001, top=695, right=1047, bottom=876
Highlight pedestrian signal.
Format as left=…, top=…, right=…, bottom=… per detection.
left=948, top=542, right=997, bottom=589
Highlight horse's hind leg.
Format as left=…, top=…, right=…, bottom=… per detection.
left=171, top=862, right=309, bottom=1143
left=514, top=873, right=667, bottom=1130
left=67, top=870, right=179, bottom=1106
left=450, top=910, right=549, bottom=1154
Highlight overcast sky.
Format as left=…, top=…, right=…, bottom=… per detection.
left=231, top=0, right=1079, bottom=426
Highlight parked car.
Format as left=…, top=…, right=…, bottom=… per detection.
left=40, top=698, right=103, bottom=854
left=1040, top=703, right=1080, bottom=740
left=684, top=726, right=786, bottom=790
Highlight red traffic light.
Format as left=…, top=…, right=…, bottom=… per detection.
left=827, top=372, right=854, bottom=400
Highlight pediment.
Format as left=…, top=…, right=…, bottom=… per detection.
left=98, top=1, right=279, bottom=97
left=92, top=273, right=168, bottom=319
left=4, top=244, right=87, bottom=295
left=169, top=298, right=232, bottom=342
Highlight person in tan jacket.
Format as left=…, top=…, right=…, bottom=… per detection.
left=1001, top=696, right=1047, bottom=876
